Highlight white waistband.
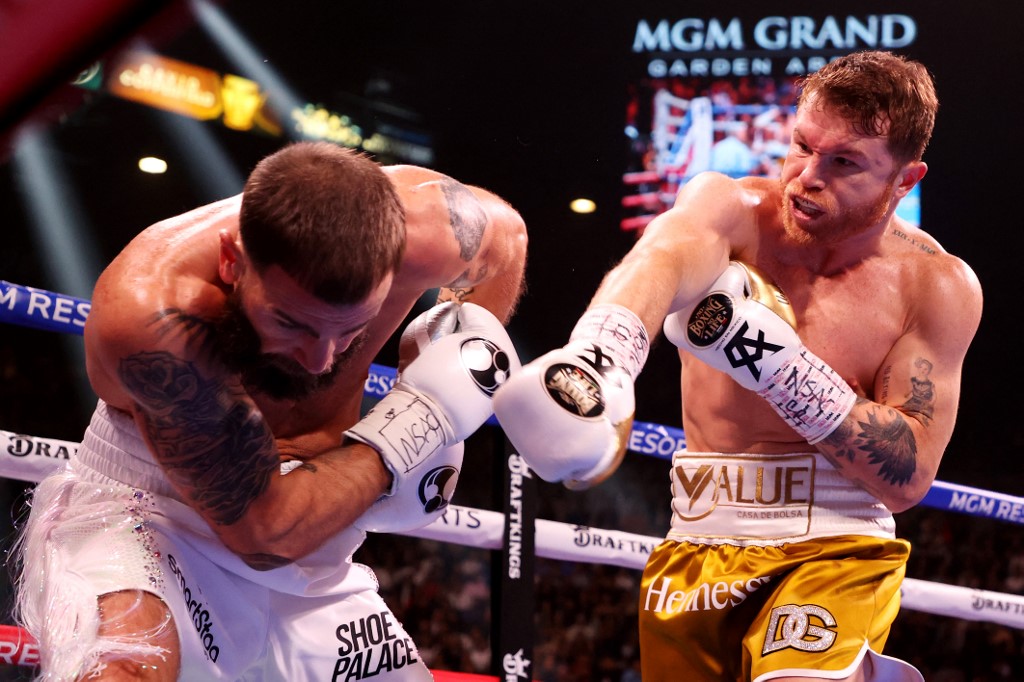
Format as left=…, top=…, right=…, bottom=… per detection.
left=667, top=450, right=895, bottom=547
left=75, top=400, right=180, bottom=499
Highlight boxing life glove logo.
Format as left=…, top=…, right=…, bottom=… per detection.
left=686, top=293, right=783, bottom=383
left=686, top=293, right=733, bottom=347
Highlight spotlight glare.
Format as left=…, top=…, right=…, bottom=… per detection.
left=570, top=198, right=596, bottom=214
left=138, top=156, right=168, bottom=174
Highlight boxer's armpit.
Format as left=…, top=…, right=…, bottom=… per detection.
left=118, top=350, right=279, bottom=526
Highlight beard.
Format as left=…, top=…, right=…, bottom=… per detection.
left=211, top=293, right=356, bottom=401
left=780, top=177, right=896, bottom=246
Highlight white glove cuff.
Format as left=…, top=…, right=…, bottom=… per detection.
left=756, top=347, right=857, bottom=445
left=344, top=387, right=457, bottom=495
left=569, top=304, right=650, bottom=380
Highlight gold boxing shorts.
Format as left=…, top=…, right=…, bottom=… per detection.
left=639, top=534, right=921, bottom=681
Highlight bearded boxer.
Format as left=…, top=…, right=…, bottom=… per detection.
left=494, top=50, right=981, bottom=681
left=14, top=141, right=527, bottom=681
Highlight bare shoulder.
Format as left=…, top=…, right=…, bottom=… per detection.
left=888, top=220, right=983, bottom=342
left=383, top=164, right=510, bottom=231
left=675, top=171, right=775, bottom=197
left=656, top=172, right=775, bottom=250
left=381, top=163, right=445, bottom=184
left=86, top=203, right=236, bottom=403
left=382, top=164, right=459, bottom=223
left=92, top=197, right=236, bottom=328
left=671, top=172, right=776, bottom=217
left=887, top=219, right=980, bottom=293
left=382, top=165, right=525, bottom=294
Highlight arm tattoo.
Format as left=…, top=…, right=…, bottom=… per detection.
left=824, top=401, right=917, bottom=487
left=437, top=286, right=474, bottom=305
left=822, top=357, right=937, bottom=488
left=119, top=350, right=279, bottom=526
left=440, top=178, right=486, bottom=261
left=900, top=357, right=936, bottom=424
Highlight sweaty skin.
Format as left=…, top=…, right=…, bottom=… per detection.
left=85, top=165, right=527, bottom=567
left=587, top=102, right=982, bottom=516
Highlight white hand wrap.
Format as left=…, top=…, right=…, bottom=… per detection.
left=756, top=347, right=857, bottom=444
left=345, top=302, right=520, bottom=496
left=568, top=304, right=650, bottom=380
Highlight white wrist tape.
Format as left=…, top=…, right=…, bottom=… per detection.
left=569, top=304, right=650, bottom=380
left=344, top=387, right=456, bottom=495
left=756, top=347, right=857, bottom=444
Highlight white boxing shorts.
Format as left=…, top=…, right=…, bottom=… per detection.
left=15, top=400, right=433, bottom=681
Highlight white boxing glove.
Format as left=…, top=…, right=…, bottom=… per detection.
left=663, top=261, right=798, bottom=391
left=493, top=304, right=649, bottom=490
left=345, top=301, right=520, bottom=496
left=664, top=261, right=856, bottom=444
left=355, top=442, right=463, bottom=533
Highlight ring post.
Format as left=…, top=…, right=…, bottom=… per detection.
left=491, top=432, right=536, bottom=681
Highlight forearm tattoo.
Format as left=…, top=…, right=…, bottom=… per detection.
left=821, top=357, right=937, bottom=487
left=825, top=402, right=917, bottom=486
left=440, top=178, right=485, bottom=261
left=119, top=350, right=278, bottom=526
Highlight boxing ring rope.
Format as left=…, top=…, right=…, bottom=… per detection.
left=3, top=279, right=1024, bottom=672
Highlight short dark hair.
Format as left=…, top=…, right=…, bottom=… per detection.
left=239, top=142, right=405, bottom=304
left=798, top=51, right=938, bottom=163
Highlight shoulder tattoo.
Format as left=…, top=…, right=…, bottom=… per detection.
left=118, top=349, right=278, bottom=526
left=440, top=178, right=486, bottom=261
left=150, top=308, right=219, bottom=355
left=890, top=227, right=938, bottom=255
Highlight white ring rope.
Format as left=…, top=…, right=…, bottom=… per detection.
left=2, top=428, right=1023, bottom=631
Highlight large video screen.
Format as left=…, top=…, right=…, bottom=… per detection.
left=621, top=13, right=922, bottom=233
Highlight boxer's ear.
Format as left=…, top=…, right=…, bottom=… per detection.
left=218, top=230, right=244, bottom=284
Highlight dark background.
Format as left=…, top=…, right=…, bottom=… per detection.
left=2, top=0, right=1019, bottom=488
left=1, top=1, right=1022, bottom=678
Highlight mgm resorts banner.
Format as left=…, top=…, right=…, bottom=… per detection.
left=621, top=12, right=921, bottom=232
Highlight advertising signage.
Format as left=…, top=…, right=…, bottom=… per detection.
left=622, top=13, right=921, bottom=233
